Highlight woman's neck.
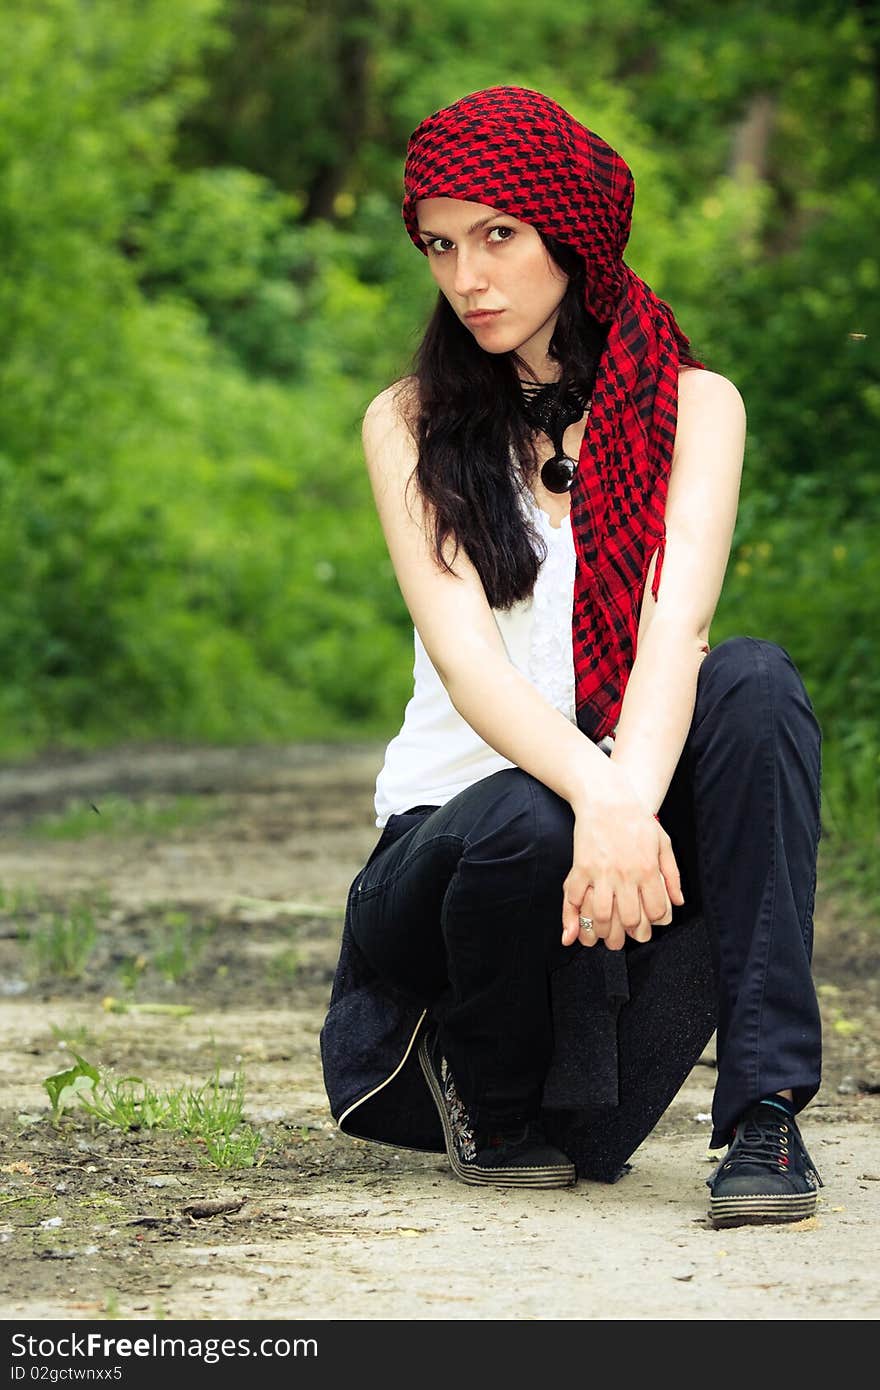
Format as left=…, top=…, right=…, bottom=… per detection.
left=513, top=348, right=562, bottom=387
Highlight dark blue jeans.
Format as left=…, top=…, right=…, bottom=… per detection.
left=348, top=637, right=823, bottom=1147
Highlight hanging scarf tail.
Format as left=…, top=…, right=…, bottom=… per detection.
left=650, top=528, right=666, bottom=601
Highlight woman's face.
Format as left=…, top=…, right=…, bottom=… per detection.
left=415, top=197, right=568, bottom=375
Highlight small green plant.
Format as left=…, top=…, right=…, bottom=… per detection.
left=170, top=1068, right=247, bottom=1136
left=151, top=911, right=212, bottom=985
left=81, top=1075, right=173, bottom=1130
left=0, top=883, right=39, bottom=916
left=201, top=1125, right=263, bottom=1168
left=26, top=904, right=98, bottom=980
left=49, top=1019, right=100, bottom=1050
left=44, top=1054, right=100, bottom=1123
left=117, top=955, right=147, bottom=992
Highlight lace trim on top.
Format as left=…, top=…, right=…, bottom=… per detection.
left=517, top=485, right=577, bottom=724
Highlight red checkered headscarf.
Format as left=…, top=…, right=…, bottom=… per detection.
left=402, top=86, right=706, bottom=741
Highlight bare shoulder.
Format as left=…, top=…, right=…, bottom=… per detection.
left=671, top=367, right=746, bottom=479
left=361, top=377, right=423, bottom=511
left=362, top=375, right=420, bottom=447
left=678, top=366, right=746, bottom=424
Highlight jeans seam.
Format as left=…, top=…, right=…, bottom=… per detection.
left=750, top=639, right=777, bottom=1104
left=692, top=637, right=769, bottom=1118
left=354, top=833, right=464, bottom=902
left=442, top=776, right=545, bottom=1119
left=512, top=774, right=542, bottom=994
left=798, top=720, right=822, bottom=954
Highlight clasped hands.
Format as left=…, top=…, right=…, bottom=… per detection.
left=560, top=778, right=684, bottom=952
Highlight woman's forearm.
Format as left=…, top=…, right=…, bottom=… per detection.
left=443, top=649, right=637, bottom=812
left=610, top=618, right=709, bottom=814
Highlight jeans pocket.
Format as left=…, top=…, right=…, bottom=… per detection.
left=351, top=809, right=431, bottom=904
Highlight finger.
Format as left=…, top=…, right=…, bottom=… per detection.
left=591, top=884, right=614, bottom=937
left=562, top=896, right=582, bottom=946
left=626, top=897, right=655, bottom=943
left=641, top=877, right=673, bottom=925
left=578, top=923, right=600, bottom=948
left=654, top=886, right=673, bottom=925
left=615, top=886, right=643, bottom=932
left=576, top=886, right=599, bottom=948
left=658, top=837, right=685, bottom=906
left=626, top=919, right=653, bottom=943
left=600, top=898, right=627, bottom=952
left=562, top=873, right=591, bottom=945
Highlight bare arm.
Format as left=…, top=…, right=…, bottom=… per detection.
left=610, top=368, right=747, bottom=811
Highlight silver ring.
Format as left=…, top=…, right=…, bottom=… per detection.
left=578, top=915, right=595, bottom=934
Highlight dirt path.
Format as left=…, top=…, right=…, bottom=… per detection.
left=0, top=742, right=878, bottom=1321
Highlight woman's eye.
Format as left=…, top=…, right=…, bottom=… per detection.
left=422, top=225, right=511, bottom=255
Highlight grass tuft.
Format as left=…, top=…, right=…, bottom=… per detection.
left=43, top=1055, right=264, bottom=1169
left=152, top=911, right=214, bottom=984
left=24, top=904, right=98, bottom=980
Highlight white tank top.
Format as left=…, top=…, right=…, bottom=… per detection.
left=374, top=484, right=616, bottom=827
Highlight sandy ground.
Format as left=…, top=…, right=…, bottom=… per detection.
left=0, top=742, right=877, bottom=1321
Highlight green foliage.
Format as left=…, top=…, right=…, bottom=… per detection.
left=715, top=504, right=879, bottom=912
left=719, top=512, right=878, bottom=729
left=135, top=167, right=309, bottom=376
left=0, top=0, right=407, bottom=753
left=821, top=724, right=880, bottom=917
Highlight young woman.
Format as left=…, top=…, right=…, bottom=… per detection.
left=320, top=86, right=824, bottom=1227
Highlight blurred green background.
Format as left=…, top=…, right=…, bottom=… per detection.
left=0, top=0, right=876, bottom=901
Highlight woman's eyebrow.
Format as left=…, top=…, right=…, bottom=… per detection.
left=418, top=215, right=509, bottom=238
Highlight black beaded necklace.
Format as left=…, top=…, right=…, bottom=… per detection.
left=516, top=378, right=590, bottom=493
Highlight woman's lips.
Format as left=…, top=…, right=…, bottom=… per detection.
left=464, top=310, right=505, bottom=325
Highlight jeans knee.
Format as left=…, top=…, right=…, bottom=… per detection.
left=695, top=636, right=819, bottom=744
left=463, top=770, right=573, bottom=880
left=529, top=777, right=576, bottom=880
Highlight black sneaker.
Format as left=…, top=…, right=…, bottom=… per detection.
left=417, top=1027, right=576, bottom=1189
left=707, top=1101, right=823, bottom=1227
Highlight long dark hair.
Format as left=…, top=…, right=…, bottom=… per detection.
left=396, top=234, right=609, bottom=610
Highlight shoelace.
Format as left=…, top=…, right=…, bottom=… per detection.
left=723, top=1113, right=794, bottom=1174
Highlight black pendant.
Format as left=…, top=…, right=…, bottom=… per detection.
left=540, top=453, right=578, bottom=493
left=517, top=378, right=589, bottom=496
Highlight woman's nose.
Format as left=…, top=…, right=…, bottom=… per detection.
left=453, top=249, right=489, bottom=298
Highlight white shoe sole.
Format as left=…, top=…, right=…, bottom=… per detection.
left=709, top=1190, right=818, bottom=1226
